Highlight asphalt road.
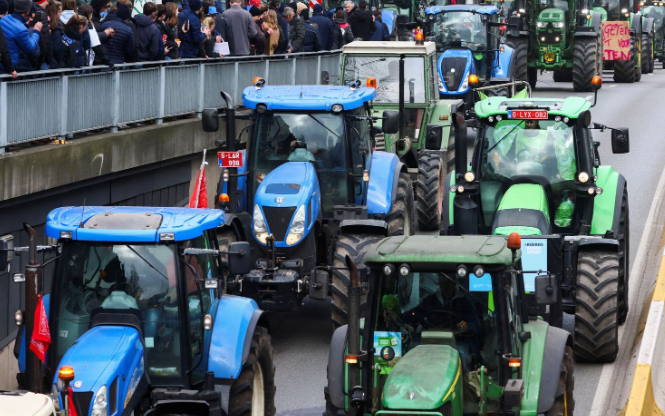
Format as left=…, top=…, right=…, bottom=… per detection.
left=265, top=66, right=665, bottom=416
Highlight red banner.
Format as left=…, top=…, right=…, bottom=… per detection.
left=29, top=294, right=51, bottom=363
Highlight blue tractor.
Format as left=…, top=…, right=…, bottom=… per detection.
left=202, top=82, right=415, bottom=329
left=424, top=4, right=518, bottom=105
left=0, top=207, right=274, bottom=416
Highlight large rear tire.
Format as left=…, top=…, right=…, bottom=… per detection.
left=641, top=33, right=653, bottom=74
left=416, top=152, right=444, bottom=231
left=613, top=34, right=637, bottom=83
left=545, top=346, right=575, bottom=416
left=574, top=250, right=620, bottom=362
left=228, top=327, right=276, bottom=416
left=331, top=172, right=414, bottom=329
left=618, top=187, right=630, bottom=325
left=573, top=37, right=600, bottom=92
left=507, top=37, right=530, bottom=90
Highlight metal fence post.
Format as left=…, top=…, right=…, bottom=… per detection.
left=233, top=61, right=239, bottom=105
left=58, top=76, right=69, bottom=141
left=291, top=57, right=297, bottom=85
left=157, top=66, right=166, bottom=124
left=316, top=56, right=321, bottom=85
left=111, top=70, right=120, bottom=132
left=0, top=82, right=7, bottom=155
left=197, top=63, right=205, bottom=117
left=265, top=60, right=270, bottom=84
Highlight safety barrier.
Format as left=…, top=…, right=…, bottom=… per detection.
left=0, top=50, right=342, bottom=152
left=624, top=247, right=665, bottom=416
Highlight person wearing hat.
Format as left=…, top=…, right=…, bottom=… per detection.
left=221, top=0, right=256, bottom=55
left=310, top=2, right=333, bottom=50
left=248, top=5, right=265, bottom=55
left=31, top=0, right=53, bottom=68
left=207, top=5, right=217, bottom=16
left=135, top=2, right=163, bottom=61
left=268, top=0, right=289, bottom=52
left=295, top=1, right=306, bottom=16
left=0, top=0, right=42, bottom=71
left=177, top=0, right=207, bottom=58
left=300, top=8, right=320, bottom=52
left=0, top=0, right=18, bottom=77
left=331, top=8, right=353, bottom=49
left=102, top=0, right=136, bottom=63
left=89, top=0, right=114, bottom=65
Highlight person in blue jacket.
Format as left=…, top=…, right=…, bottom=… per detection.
left=101, top=0, right=135, bottom=64
left=301, top=9, right=320, bottom=52
left=0, top=0, right=41, bottom=71
left=177, top=0, right=206, bottom=58
left=310, top=3, right=333, bottom=50
left=61, top=14, right=88, bottom=67
left=135, top=2, right=164, bottom=61
left=370, top=10, right=389, bottom=41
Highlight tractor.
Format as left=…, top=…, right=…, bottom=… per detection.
left=340, top=40, right=466, bottom=231
left=440, top=77, right=631, bottom=362
left=323, top=234, right=576, bottom=416
left=640, top=0, right=665, bottom=67
left=424, top=4, right=518, bottom=103
left=201, top=83, right=415, bottom=329
left=503, top=0, right=604, bottom=91
left=0, top=206, right=274, bottom=416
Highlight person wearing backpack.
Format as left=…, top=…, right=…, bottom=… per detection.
left=332, top=8, right=353, bottom=49
left=61, top=14, right=88, bottom=67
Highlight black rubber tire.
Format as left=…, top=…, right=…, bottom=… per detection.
left=545, top=346, right=575, bottom=416
left=574, top=250, right=620, bottom=362
left=641, top=33, right=653, bottom=74
left=228, top=326, right=276, bottom=416
left=635, top=35, right=642, bottom=82
left=614, top=34, right=637, bottom=83
left=528, top=66, right=538, bottom=90
left=507, top=37, right=529, bottom=90
left=552, top=69, right=573, bottom=82
left=573, top=37, right=600, bottom=92
left=618, top=187, right=630, bottom=325
left=331, top=173, right=414, bottom=329
left=416, top=152, right=444, bottom=231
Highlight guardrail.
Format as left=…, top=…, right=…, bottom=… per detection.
left=0, top=50, right=342, bottom=153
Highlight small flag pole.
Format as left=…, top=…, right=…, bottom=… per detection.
left=194, top=149, right=207, bottom=208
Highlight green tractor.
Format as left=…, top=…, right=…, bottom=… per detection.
left=505, top=0, right=604, bottom=91
left=323, top=234, right=576, bottom=416
left=640, top=0, right=665, bottom=68
left=441, top=79, right=631, bottom=362
left=341, top=40, right=465, bottom=231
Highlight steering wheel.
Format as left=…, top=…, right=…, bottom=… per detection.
left=422, top=309, right=461, bottom=329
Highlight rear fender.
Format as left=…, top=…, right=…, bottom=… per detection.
left=367, top=152, right=403, bottom=215
left=643, top=16, right=654, bottom=35
left=632, top=14, right=643, bottom=36
left=326, top=325, right=348, bottom=410
left=590, top=166, right=626, bottom=236
left=576, top=237, right=620, bottom=252
left=535, top=325, right=572, bottom=413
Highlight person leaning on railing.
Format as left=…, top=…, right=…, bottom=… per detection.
left=101, top=0, right=135, bottom=64
left=177, top=0, right=206, bottom=58
left=0, top=0, right=42, bottom=72
left=0, top=0, right=18, bottom=77
left=89, top=0, right=114, bottom=66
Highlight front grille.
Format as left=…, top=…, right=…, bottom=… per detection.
left=440, top=57, right=468, bottom=91
left=61, top=391, right=93, bottom=416
left=262, top=206, right=297, bottom=241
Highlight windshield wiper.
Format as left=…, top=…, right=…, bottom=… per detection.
left=308, top=114, right=342, bottom=139
left=125, top=245, right=170, bottom=282
left=485, top=120, right=525, bottom=154
left=360, top=57, right=387, bottom=66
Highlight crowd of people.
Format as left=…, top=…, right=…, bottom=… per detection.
left=0, top=0, right=392, bottom=76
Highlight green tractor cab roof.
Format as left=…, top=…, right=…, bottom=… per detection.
left=474, top=96, right=592, bottom=118
left=342, top=41, right=437, bottom=56
left=538, top=8, right=566, bottom=22
left=364, top=235, right=519, bottom=270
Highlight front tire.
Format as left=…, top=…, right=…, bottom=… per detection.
left=618, top=187, right=630, bottom=324
left=642, top=33, right=653, bottom=74
left=573, top=37, right=601, bottom=92
left=228, top=327, right=276, bottom=416
left=416, top=152, right=444, bottom=231
left=574, top=250, right=620, bottom=362
left=507, top=37, right=530, bottom=90
left=545, top=346, right=575, bottom=416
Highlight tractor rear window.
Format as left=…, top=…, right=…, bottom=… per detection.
left=342, top=56, right=426, bottom=104
left=428, top=11, right=488, bottom=51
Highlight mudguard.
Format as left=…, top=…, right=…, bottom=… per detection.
left=208, top=295, right=262, bottom=379
left=491, top=44, right=514, bottom=79
left=367, top=151, right=402, bottom=215
left=576, top=11, right=603, bottom=35
left=643, top=17, right=654, bottom=36
left=221, top=150, right=247, bottom=211
left=590, top=166, right=626, bottom=236
left=438, top=49, right=474, bottom=95
left=326, top=325, right=348, bottom=410
left=632, top=13, right=643, bottom=35
left=537, top=326, right=573, bottom=413
left=55, top=326, right=146, bottom=415
left=576, top=237, right=620, bottom=252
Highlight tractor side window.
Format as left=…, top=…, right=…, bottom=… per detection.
left=181, top=235, right=216, bottom=315
left=342, top=56, right=426, bottom=104
left=347, top=107, right=370, bottom=176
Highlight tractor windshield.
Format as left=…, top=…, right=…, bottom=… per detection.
left=342, top=56, right=427, bottom=104
left=496, top=0, right=517, bottom=18
left=428, top=11, right=488, bottom=51
left=642, top=6, right=665, bottom=31
left=592, top=0, right=620, bottom=16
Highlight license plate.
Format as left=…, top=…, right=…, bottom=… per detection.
left=218, top=152, right=243, bottom=167
left=507, top=110, right=548, bottom=119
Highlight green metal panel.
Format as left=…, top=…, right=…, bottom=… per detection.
left=520, top=320, right=550, bottom=416
left=474, top=97, right=591, bottom=119
left=496, top=184, right=549, bottom=220
left=590, top=165, right=620, bottom=235
left=382, top=345, right=461, bottom=410
left=494, top=226, right=543, bottom=236
left=538, top=8, right=565, bottom=22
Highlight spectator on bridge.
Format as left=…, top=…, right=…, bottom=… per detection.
left=201, top=16, right=222, bottom=57
left=301, top=9, right=320, bottom=52
left=269, top=0, right=289, bottom=53
left=46, top=0, right=64, bottom=66
left=284, top=6, right=302, bottom=52
left=59, top=0, right=75, bottom=24
left=221, top=0, right=256, bottom=56
left=370, top=9, right=389, bottom=41
left=332, top=8, right=353, bottom=49
left=160, top=3, right=180, bottom=59
left=0, top=0, right=18, bottom=77
left=310, top=3, right=333, bottom=50
left=102, top=0, right=135, bottom=64
left=61, top=14, right=88, bottom=68
left=135, top=2, right=164, bottom=61
left=178, top=0, right=206, bottom=58
left=0, top=0, right=7, bottom=17
left=344, top=1, right=355, bottom=17
left=0, top=0, right=42, bottom=71
left=262, top=9, right=283, bottom=55
left=348, top=0, right=374, bottom=41
left=89, top=0, right=114, bottom=65
left=248, top=6, right=265, bottom=55
left=79, top=4, right=105, bottom=65
left=31, top=0, right=52, bottom=69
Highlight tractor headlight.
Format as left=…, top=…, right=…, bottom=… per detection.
left=581, top=8, right=589, bottom=13
left=458, top=74, right=470, bottom=92
left=578, top=171, right=589, bottom=183
left=464, top=171, right=475, bottom=182
left=91, top=385, right=108, bottom=416
left=621, top=8, right=628, bottom=12
left=537, top=21, right=547, bottom=28
left=285, top=205, right=306, bottom=246
left=253, top=205, right=269, bottom=244
left=553, top=22, right=564, bottom=28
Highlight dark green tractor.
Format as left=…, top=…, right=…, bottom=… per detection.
left=323, top=234, right=575, bottom=416
left=441, top=80, right=631, bottom=362
left=640, top=0, right=665, bottom=68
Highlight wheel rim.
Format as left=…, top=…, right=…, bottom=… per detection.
left=251, top=362, right=265, bottom=416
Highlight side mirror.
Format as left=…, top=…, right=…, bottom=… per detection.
left=508, top=16, right=521, bottom=37
left=382, top=110, right=399, bottom=135
left=534, top=274, right=558, bottom=306
left=309, top=269, right=329, bottom=301
left=425, top=124, right=443, bottom=150
left=202, top=108, right=220, bottom=133
left=0, top=235, right=14, bottom=272
left=227, top=242, right=252, bottom=276
left=611, top=128, right=630, bottom=154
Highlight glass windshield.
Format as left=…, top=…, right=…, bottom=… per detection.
left=496, top=0, right=516, bottom=18
left=52, top=242, right=185, bottom=380
left=342, top=56, right=427, bottom=104
left=252, top=112, right=353, bottom=210
left=428, top=11, right=488, bottom=51
left=480, top=119, right=576, bottom=186
left=592, top=0, right=620, bottom=14
left=536, top=0, right=569, bottom=12
left=642, top=6, right=665, bottom=30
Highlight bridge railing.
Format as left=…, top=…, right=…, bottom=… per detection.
left=0, top=50, right=342, bottom=152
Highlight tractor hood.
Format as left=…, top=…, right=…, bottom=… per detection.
left=538, top=8, right=565, bottom=23
left=382, top=345, right=461, bottom=410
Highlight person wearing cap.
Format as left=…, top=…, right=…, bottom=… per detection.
left=221, top=0, right=256, bottom=55
left=207, top=5, right=217, bottom=16
left=268, top=0, right=289, bottom=53
left=295, top=1, right=306, bottom=16
left=248, top=5, right=265, bottom=55
left=331, top=8, right=353, bottom=49
left=0, top=0, right=18, bottom=77
left=177, top=0, right=207, bottom=58
left=0, top=0, right=42, bottom=71
left=310, top=3, right=332, bottom=50
left=300, top=8, right=320, bottom=52
left=135, top=2, right=163, bottom=61
left=31, top=0, right=52, bottom=69
left=283, top=6, right=302, bottom=52
left=102, top=0, right=135, bottom=63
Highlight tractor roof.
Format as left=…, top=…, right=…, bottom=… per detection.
left=342, top=41, right=436, bottom=55
left=364, top=235, right=519, bottom=269
left=474, top=96, right=592, bottom=118
left=426, top=4, right=499, bottom=15
left=45, top=206, right=224, bottom=243
left=243, top=85, right=376, bottom=112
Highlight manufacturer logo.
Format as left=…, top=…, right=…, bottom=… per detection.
left=409, top=392, right=415, bottom=400
left=73, top=381, right=82, bottom=388
left=275, top=197, right=283, bottom=203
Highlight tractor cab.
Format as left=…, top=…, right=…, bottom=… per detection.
left=324, top=234, right=575, bottom=416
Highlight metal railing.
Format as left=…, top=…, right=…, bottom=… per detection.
left=0, top=50, right=342, bottom=153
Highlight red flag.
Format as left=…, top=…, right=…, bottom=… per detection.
left=67, top=388, right=78, bottom=416
left=29, top=294, right=51, bottom=363
left=188, top=167, right=208, bottom=209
